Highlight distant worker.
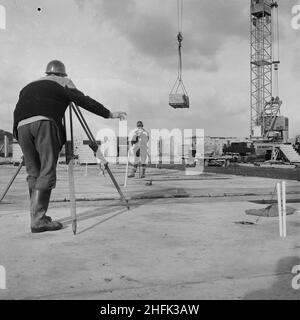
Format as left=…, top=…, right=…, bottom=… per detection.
left=13, top=60, right=126, bottom=233
left=128, top=121, right=149, bottom=178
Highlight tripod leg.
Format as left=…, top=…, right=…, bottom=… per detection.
left=0, top=157, right=24, bottom=203
left=105, top=164, right=130, bottom=210
left=65, top=108, right=77, bottom=235
left=68, top=156, right=77, bottom=235
left=94, top=147, right=129, bottom=209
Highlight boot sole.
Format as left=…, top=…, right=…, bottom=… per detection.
left=31, top=225, right=63, bottom=233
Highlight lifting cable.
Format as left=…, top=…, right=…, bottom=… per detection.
left=177, top=0, right=183, bottom=81
left=170, top=0, right=188, bottom=96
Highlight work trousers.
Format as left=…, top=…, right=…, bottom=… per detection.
left=132, top=143, right=148, bottom=165
left=18, top=120, right=62, bottom=191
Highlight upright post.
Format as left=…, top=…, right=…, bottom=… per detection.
left=276, top=182, right=283, bottom=237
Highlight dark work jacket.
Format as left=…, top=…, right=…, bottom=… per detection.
left=13, top=79, right=111, bottom=144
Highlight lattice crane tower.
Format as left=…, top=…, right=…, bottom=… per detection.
left=250, top=0, right=285, bottom=140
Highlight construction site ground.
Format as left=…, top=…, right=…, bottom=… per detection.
left=0, top=163, right=299, bottom=300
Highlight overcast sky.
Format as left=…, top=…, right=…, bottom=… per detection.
left=0, top=0, right=300, bottom=138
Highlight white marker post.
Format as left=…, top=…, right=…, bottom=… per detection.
left=0, top=5, right=6, bottom=30
left=277, top=181, right=287, bottom=238
left=277, top=182, right=283, bottom=237
left=124, top=151, right=129, bottom=188
left=0, top=265, right=6, bottom=290
left=4, top=135, right=8, bottom=158
left=124, top=148, right=132, bottom=188
left=282, top=181, right=287, bottom=238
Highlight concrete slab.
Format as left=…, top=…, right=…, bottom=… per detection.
left=0, top=164, right=299, bottom=300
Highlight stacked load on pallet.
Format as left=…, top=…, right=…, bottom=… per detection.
left=169, top=93, right=189, bottom=109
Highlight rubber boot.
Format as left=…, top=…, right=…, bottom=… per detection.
left=30, top=189, right=63, bottom=233
left=128, top=164, right=138, bottom=178
left=140, top=165, right=146, bottom=178
left=29, top=187, right=51, bottom=223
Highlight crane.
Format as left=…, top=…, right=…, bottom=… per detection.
left=250, top=0, right=288, bottom=141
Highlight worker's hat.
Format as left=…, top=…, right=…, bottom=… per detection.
left=46, top=60, right=67, bottom=77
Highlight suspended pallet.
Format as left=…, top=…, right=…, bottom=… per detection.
left=169, top=79, right=189, bottom=109
left=169, top=92, right=189, bottom=109
left=169, top=48, right=190, bottom=108
left=169, top=1, right=189, bottom=109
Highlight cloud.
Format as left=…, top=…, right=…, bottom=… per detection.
left=73, top=0, right=248, bottom=73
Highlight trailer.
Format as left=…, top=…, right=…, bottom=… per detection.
left=203, top=154, right=236, bottom=168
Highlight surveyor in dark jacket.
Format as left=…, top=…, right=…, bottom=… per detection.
left=13, top=60, right=126, bottom=233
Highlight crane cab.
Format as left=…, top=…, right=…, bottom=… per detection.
left=251, top=0, right=272, bottom=18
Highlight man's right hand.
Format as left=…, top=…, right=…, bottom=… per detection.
left=110, top=111, right=127, bottom=120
